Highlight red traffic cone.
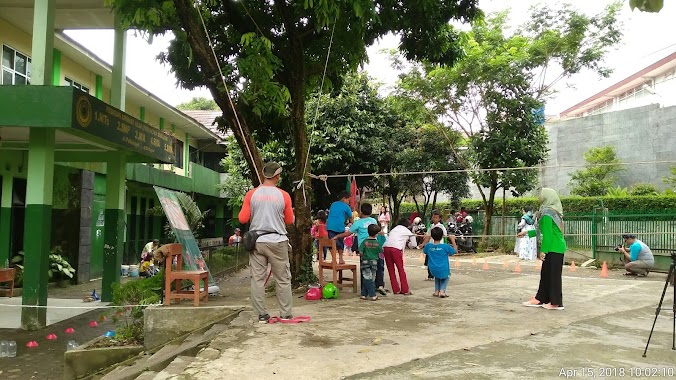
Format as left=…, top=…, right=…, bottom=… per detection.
left=89, top=321, right=99, bottom=328
left=26, top=341, right=38, bottom=348
left=482, top=259, right=489, bottom=271
left=600, top=261, right=609, bottom=278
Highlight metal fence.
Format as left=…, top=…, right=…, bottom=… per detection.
left=473, top=210, right=676, bottom=259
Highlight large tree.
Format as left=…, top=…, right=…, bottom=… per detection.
left=395, top=3, right=623, bottom=236
left=108, top=0, right=480, bottom=284
left=176, top=96, right=218, bottom=110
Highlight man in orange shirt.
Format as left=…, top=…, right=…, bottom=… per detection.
left=239, top=162, right=295, bottom=323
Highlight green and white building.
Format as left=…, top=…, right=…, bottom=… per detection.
left=0, top=0, right=231, bottom=329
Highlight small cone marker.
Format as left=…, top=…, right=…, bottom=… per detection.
left=514, top=261, right=522, bottom=273
left=46, top=333, right=57, bottom=340
left=472, top=257, right=477, bottom=267
left=26, top=341, right=38, bottom=348
left=454, top=257, right=460, bottom=268
left=503, top=260, right=508, bottom=269
left=89, top=321, right=98, bottom=328
left=65, top=327, right=75, bottom=334
left=570, top=260, right=577, bottom=272
left=600, top=261, right=609, bottom=278
left=482, top=259, right=489, bottom=270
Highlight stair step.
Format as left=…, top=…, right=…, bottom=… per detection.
left=153, top=356, right=195, bottom=380
left=134, top=371, right=158, bottom=380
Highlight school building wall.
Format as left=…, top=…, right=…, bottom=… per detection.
left=0, top=17, right=230, bottom=283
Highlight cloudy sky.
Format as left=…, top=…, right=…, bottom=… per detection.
left=65, top=0, right=676, bottom=115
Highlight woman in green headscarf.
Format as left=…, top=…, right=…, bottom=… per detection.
left=522, top=188, right=567, bottom=311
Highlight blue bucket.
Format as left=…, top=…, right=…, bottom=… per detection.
left=128, top=265, right=139, bottom=277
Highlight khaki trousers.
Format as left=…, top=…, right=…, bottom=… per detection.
left=625, top=259, right=653, bottom=276
left=250, top=241, right=293, bottom=317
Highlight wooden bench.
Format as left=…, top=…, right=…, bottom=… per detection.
left=161, top=243, right=209, bottom=306
left=0, top=268, right=15, bottom=298
left=318, top=238, right=358, bottom=293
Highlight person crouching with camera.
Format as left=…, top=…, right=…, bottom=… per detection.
left=617, top=234, right=654, bottom=277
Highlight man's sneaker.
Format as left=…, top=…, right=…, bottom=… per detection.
left=258, top=314, right=270, bottom=323
left=280, top=315, right=293, bottom=321
left=542, top=303, right=565, bottom=310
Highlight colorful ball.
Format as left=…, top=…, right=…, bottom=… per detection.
left=322, top=283, right=338, bottom=299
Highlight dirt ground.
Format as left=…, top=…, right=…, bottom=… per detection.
left=172, top=251, right=676, bottom=380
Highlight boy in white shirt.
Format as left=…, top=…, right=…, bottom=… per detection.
left=383, top=218, right=417, bottom=295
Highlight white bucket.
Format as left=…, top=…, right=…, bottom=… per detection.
left=120, top=265, right=130, bottom=276
left=128, top=265, right=139, bottom=277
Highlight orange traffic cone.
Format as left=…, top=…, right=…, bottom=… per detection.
left=570, top=260, right=577, bottom=272
left=472, top=257, right=477, bottom=267
left=503, top=260, right=509, bottom=269
left=600, top=261, right=609, bottom=278
left=535, top=259, right=542, bottom=270
left=454, top=257, right=460, bottom=268
left=482, top=259, right=489, bottom=270
left=514, top=261, right=522, bottom=273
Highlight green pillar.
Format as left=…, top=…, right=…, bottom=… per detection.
left=185, top=133, right=190, bottom=176
left=111, top=12, right=127, bottom=111
left=0, top=175, right=12, bottom=265
left=21, top=0, right=56, bottom=331
left=95, top=75, right=103, bottom=100
left=21, top=129, right=55, bottom=330
left=159, top=117, right=165, bottom=131
left=102, top=154, right=126, bottom=302
left=51, top=49, right=61, bottom=86
left=139, top=106, right=145, bottom=121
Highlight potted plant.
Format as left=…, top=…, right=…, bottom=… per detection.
left=49, top=254, right=75, bottom=287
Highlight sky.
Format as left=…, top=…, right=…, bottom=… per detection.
left=65, top=0, right=676, bottom=115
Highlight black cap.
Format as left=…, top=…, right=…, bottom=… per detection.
left=622, top=234, right=636, bottom=239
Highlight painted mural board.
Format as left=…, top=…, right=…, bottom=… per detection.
left=153, top=186, right=220, bottom=294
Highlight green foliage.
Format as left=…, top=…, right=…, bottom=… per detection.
left=10, top=249, right=75, bottom=285
left=110, top=276, right=163, bottom=345
left=606, top=186, right=629, bottom=197
left=630, top=183, right=658, bottom=196
left=218, top=145, right=252, bottom=213
left=176, top=97, right=218, bottom=110
left=569, top=146, right=623, bottom=196
left=663, top=166, right=676, bottom=189
left=629, top=0, right=664, bottom=13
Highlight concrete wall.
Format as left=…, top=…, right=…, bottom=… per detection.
left=540, top=104, right=676, bottom=195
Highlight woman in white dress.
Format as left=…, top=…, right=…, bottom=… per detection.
left=516, top=206, right=537, bottom=260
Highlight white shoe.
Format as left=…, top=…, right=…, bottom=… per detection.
left=542, top=303, right=565, bottom=310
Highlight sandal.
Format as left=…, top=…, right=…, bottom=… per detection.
left=432, top=293, right=439, bottom=297
left=360, top=296, right=367, bottom=300
left=439, top=294, right=448, bottom=298
left=370, top=296, right=379, bottom=301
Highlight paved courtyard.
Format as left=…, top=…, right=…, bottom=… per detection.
left=172, top=254, right=676, bottom=380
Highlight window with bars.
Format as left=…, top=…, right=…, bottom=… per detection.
left=2, top=45, right=31, bottom=85
left=65, top=77, right=90, bottom=93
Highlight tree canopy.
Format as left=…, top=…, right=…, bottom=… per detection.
left=569, top=146, right=624, bottom=197
left=176, top=97, right=218, bottom=110
left=108, top=0, right=481, bottom=283
left=394, top=3, right=623, bottom=235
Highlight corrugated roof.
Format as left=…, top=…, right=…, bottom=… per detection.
left=181, top=110, right=230, bottom=140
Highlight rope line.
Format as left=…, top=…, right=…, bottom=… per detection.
left=295, top=17, right=338, bottom=204
left=194, top=0, right=262, bottom=184
left=309, top=160, right=676, bottom=179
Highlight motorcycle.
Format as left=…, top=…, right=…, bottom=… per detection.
left=451, top=221, right=477, bottom=253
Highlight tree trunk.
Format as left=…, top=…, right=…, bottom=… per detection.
left=431, top=191, right=438, bottom=213
left=482, top=182, right=497, bottom=238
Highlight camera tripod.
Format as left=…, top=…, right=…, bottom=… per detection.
left=642, top=253, right=676, bottom=357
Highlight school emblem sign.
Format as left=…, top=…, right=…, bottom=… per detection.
left=75, top=95, right=92, bottom=128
